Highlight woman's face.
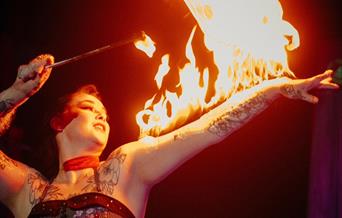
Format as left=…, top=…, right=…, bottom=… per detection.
left=62, top=93, right=110, bottom=152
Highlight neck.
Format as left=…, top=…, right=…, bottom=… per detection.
left=56, top=132, right=102, bottom=170
left=63, top=155, right=99, bottom=171
left=55, top=168, right=95, bottom=184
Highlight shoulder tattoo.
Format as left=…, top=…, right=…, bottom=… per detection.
left=82, top=149, right=127, bottom=195
left=27, top=171, right=48, bottom=206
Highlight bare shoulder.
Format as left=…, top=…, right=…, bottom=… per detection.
left=99, top=140, right=160, bottom=183
left=91, top=144, right=134, bottom=195
left=5, top=166, right=49, bottom=217
left=105, top=140, right=147, bottom=163
left=0, top=150, right=48, bottom=205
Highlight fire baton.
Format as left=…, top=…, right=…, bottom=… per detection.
left=45, top=31, right=145, bottom=69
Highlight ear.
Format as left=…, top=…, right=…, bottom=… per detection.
left=50, top=110, right=78, bottom=132
left=50, top=116, right=65, bottom=132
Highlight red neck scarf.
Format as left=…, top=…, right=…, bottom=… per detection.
left=63, top=156, right=100, bottom=171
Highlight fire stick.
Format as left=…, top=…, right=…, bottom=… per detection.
left=45, top=31, right=145, bottom=69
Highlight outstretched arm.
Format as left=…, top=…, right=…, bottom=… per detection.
left=121, top=70, right=338, bottom=186
left=0, top=54, right=54, bottom=135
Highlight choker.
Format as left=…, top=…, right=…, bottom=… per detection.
left=63, top=156, right=100, bottom=171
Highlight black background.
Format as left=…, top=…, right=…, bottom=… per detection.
left=0, top=0, right=341, bottom=217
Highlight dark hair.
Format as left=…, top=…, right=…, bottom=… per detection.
left=50, top=84, right=102, bottom=119
left=35, top=84, right=102, bottom=179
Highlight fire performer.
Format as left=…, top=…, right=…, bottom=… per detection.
left=0, top=54, right=339, bottom=218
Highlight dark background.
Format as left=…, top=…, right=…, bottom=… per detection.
left=0, top=0, right=341, bottom=217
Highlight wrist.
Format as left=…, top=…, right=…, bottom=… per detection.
left=6, top=81, right=30, bottom=106
left=11, top=78, right=33, bottom=97
left=261, top=77, right=290, bottom=100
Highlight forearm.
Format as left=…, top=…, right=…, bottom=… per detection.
left=133, top=71, right=337, bottom=185
left=0, top=83, right=28, bottom=117
left=0, top=54, right=53, bottom=136
left=0, top=84, right=28, bottom=135
left=0, top=110, right=16, bottom=136
left=134, top=79, right=284, bottom=185
left=199, top=79, right=284, bottom=143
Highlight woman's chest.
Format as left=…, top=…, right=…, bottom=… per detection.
left=44, top=170, right=126, bottom=201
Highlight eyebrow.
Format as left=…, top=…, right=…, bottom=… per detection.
left=78, top=100, right=108, bottom=115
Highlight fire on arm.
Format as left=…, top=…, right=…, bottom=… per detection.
left=121, top=71, right=337, bottom=186
left=126, top=79, right=279, bottom=185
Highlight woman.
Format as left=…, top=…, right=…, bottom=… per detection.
left=0, top=54, right=338, bottom=217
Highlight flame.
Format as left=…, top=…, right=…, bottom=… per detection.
left=155, top=54, right=170, bottom=89
left=134, top=32, right=156, bottom=57
left=136, top=0, right=300, bottom=137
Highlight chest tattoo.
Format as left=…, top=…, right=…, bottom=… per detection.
left=82, top=149, right=127, bottom=195
left=27, top=172, right=49, bottom=206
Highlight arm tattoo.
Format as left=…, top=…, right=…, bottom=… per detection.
left=0, top=110, right=16, bottom=136
left=0, top=99, right=15, bottom=113
left=27, top=172, right=63, bottom=206
left=280, top=84, right=305, bottom=100
left=27, top=171, right=63, bottom=205
left=0, top=151, right=18, bottom=170
left=81, top=149, right=127, bottom=195
left=208, top=93, right=269, bottom=137
left=173, top=131, right=189, bottom=141
left=0, top=98, right=17, bottom=136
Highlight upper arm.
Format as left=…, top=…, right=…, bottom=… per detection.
left=121, top=119, right=219, bottom=186
left=0, top=150, right=29, bottom=205
left=0, top=110, right=16, bottom=136
left=0, top=151, right=28, bottom=199
left=0, top=151, right=49, bottom=216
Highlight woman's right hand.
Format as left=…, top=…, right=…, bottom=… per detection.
left=12, top=54, right=54, bottom=98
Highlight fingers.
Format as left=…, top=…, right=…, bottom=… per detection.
left=17, top=65, right=37, bottom=82
left=301, top=92, right=319, bottom=104
left=308, top=70, right=333, bottom=89
left=314, top=70, right=333, bottom=80
left=318, top=77, right=340, bottom=89
left=281, top=70, right=339, bottom=104
left=17, top=54, right=54, bottom=82
left=30, top=54, right=54, bottom=74
left=31, top=55, right=54, bottom=88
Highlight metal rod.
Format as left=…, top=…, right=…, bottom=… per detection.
left=45, top=31, right=145, bottom=69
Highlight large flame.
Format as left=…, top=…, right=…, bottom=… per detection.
left=136, top=0, right=300, bottom=137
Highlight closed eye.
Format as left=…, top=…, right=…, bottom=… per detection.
left=78, top=101, right=109, bottom=121
left=80, top=105, right=94, bottom=111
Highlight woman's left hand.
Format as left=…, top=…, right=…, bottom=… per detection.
left=279, top=70, right=339, bottom=104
